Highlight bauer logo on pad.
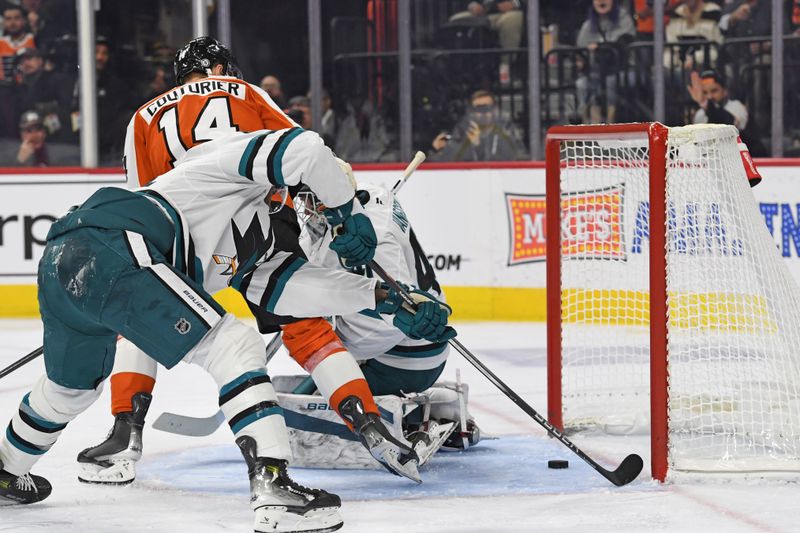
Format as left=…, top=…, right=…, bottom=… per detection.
left=506, top=186, right=625, bottom=266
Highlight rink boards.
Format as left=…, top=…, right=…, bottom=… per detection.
left=1, top=161, right=800, bottom=320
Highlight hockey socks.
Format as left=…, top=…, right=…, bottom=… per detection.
left=282, top=318, right=381, bottom=429
left=0, top=392, right=69, bottom=478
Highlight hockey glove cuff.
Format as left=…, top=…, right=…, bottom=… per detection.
left=327, top=201, right=377, bottom=268
left=376, top=283, right=457, bottom=343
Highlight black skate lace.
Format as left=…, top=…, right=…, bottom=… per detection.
left=14, top=474, right=36, bottom=492
left=280, top=470, right=315, bottom=496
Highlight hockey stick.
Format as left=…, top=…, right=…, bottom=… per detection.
left=155, top=152, right=427, bottom=436
left=369, top=260, right=644, bottom=487
left=151, top=332, right=284, bottom=437
left=0, top=346, right=43, bottom=380
left=390, top=151, right=425, bottom=194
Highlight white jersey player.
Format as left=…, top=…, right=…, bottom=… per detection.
left=297, top=181, right=480, bottom=449
left=0, top=128, right=452, bottom=532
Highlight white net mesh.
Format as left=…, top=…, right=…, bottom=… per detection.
left=557, top=124, right=800, bottom=473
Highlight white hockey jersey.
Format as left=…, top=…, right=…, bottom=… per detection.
left=301, top=182, right=448, bottom=371
left=144, top=129, right=379, bottom=319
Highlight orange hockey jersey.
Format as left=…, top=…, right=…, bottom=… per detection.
left=123, top=75, right=297, bottom=187
left=0, top=34, right=35, bottom=80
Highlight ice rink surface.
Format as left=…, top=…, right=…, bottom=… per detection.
left=1, top=319, right=797, bottom=533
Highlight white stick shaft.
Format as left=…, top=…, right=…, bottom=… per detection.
left=391, top=150, right=426, bottom=194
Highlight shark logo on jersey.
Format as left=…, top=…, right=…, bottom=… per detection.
left=174, top=318, right=192, bottom=335
left=213, top=214, right=271, bottom=281
left=212, top=254, right=238, bottom=276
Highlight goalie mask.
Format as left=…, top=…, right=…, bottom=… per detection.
left=174, top=36, right=241, bottom=84
left=294, top=185, right=328, bottom=242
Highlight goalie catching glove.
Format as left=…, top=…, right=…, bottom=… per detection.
left=376, top=282, right=457, bottom=343
left=324, top=200, right=377, bottom=268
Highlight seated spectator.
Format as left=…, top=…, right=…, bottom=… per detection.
left=448, top=0, right=524, bottom=83
left=719, top=0, right=770, bottom=39
left=449, top=1, right=524, bottom=51
left=71, top=36, right=136, bottom=164
left=575, top=0, right=635, bottom=123
left=0, top=5, right=36, bottom=82
left=429, top=89, right=527, bottom=161
left=21, top=0, right=74, bottom=54
left=140, top=60, right=173, bottom=102
left=688, top=70, right=747, bottom=130
left=260, top=74, right=286, bottom=108
left=687, top=69, right=766, bottom=155
left=306, top=88, right=336, bottom=147
left=663, top=0, right=722, bottom=71
left=6, top=110, right=79, bottom=166
left=13, top=47, right=73, bottom=143
left=334, top=97, right=396, bottom=162
left=286, top=95, right=312, bottom=129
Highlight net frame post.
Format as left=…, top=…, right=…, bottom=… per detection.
left=647, top=123, right=670, bottom=482
left=545, top=122, right=670, bottom=481
left=545, top=136, right=563, bottom=431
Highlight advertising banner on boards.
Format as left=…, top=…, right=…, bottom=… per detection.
left=2, top=163, right=800, bottom=319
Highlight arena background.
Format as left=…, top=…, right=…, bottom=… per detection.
left=1, top=0, right=799, bottom=320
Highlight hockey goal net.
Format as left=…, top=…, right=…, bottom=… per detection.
left=545, top=122, right=800, bottom=481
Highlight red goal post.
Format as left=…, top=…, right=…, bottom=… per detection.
left=544, top=122, right=800, bottom=482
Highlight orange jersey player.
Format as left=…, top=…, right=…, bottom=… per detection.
left=123, top=45, right=294, bottom=188
left=80, top=37, right=421, bottom=487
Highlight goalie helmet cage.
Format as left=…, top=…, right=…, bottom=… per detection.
left=545, top=122, right=800, bottom=481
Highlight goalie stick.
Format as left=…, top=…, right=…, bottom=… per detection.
left=368, top=259, right=644, bottom=487
left=390, top=150, right=425, bottom=194
left=151, top=332, right=284, bottom=437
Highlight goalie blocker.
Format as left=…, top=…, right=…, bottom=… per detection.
left=271, top=376, right=481, bottom=469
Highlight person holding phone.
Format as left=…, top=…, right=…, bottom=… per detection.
left=429, top=89, right=527, bottom=162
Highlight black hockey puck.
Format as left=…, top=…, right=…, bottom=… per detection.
left=548, top=459, right=569, bottom=469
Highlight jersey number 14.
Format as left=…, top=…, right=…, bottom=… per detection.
left=158, top=96, right=240, bottom=166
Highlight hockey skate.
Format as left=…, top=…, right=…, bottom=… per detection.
left=338, top=395, right=422, bottom=483
left=77, top=392, right=151, bottom=485
left=405, top=419, right=456, bottom=466
left=237, top=436, right=343, bottom=533
left=0, top=460, right=51, bottom=505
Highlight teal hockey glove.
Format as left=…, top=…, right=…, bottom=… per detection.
left=376, top=283, right=457, bottom=343
left=325, top=201, right=377, bottom=267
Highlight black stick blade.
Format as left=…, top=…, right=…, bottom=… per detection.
left=607, top=454, right=644, bottom=486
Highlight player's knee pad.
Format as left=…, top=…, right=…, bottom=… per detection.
left=188, top=314, right=291, bottom=461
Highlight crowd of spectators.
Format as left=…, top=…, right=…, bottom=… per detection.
left=1, top=0, right=799, bottom=168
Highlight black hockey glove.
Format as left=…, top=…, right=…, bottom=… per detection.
left=325, top=200, right=377, bottom=267
left=376, top=282, right=457, bottom=343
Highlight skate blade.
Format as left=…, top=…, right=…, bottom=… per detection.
left=370, top=441, right=422, bottom=484
left=254, top=506, right=343, bottom=533
left=412, top=420, right=456, bottom=467
left=77, top=460, right=136, bottom=485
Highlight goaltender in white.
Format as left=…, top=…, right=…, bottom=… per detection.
left=281, top=179, right=482, bottom=467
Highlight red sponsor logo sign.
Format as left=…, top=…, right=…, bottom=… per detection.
left=506, top=186, right=625, bottom=266
left=507, top=194, right=548, bottom=264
